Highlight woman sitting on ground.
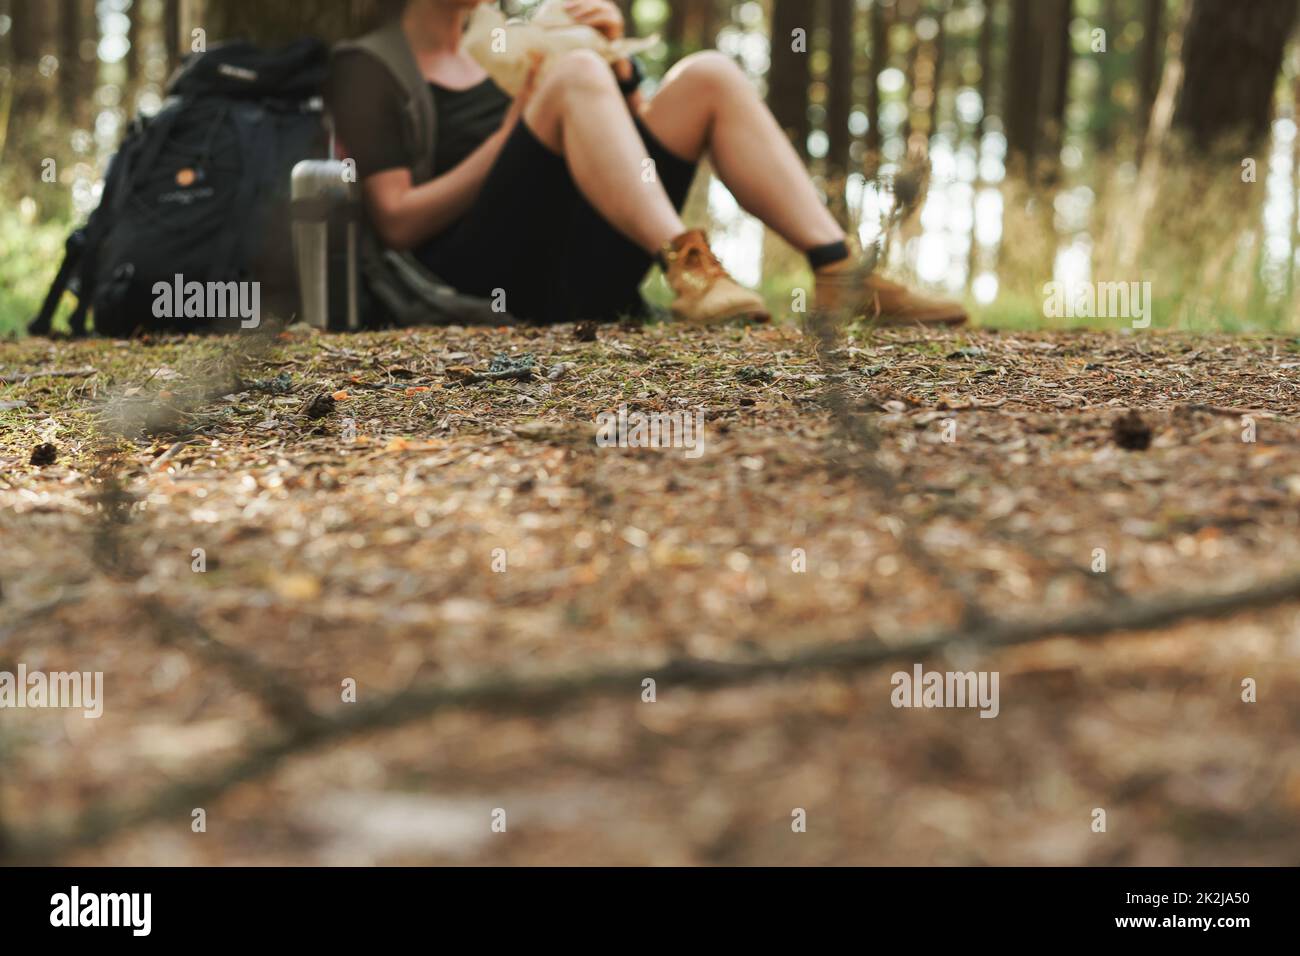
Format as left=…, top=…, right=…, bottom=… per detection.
left=327, top=0, right=967, bottom=327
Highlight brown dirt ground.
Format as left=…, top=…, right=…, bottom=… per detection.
left=1, top=322, right=1299, bottom=865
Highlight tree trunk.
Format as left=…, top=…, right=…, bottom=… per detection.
left=768, top=0, right=814, bottom=160
left=1005, top=0, right=1071, bottom=180
left=1004, top=0, right=1042, bottom=173
left=976, top=0, right=996, bottom=139
left=1171, top=0, right=1296, bottom=150
left=1093, top=0, right=1119, bottom=152
left=1135, top=0, right=1164, bottom=152
left=11, top=0, right=48, bottom=64
left=665, top=0, right=691, bottom=55
left=59, top=0, right=98, bottom=128
left=901, top=0, right=920, bottom=148
left=827, top=0, right=857, bottom=177
left=164, top=0, right=183, bottom=70
left=867, top=0, right=889, bottom=157
left=1039, top=0, right=1072, bottom=165
left=698, top=0, right=721, bottom=50
left=126, top=0, right=145, bottom=113
left=11, top=0, right=56, bottom=122
left=666, top=0, right=721, bottom=56
left=615, top=0, right=635, bottom=34
left=197, top=0, right=402, bottom=45
left=928, top=0, right=948, bottom=138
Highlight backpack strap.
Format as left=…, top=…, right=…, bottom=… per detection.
left=30, top=127, right=144, bottom=337
left=330, top=23, right=506, bottom=327
left=210, top=104, right=276, bottom=282
left=76, top=122, right=158, bottom=334
left=29, top=230, right=87, bottom=336
left=332, top=22, right=436, bottom=185
left=362, top=239, right=515, bottom=328
left=128, top=108, right=183, bottom=193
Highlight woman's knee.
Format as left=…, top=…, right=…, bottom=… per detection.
left=664, top=50, right=748, bottom=94
left=526, top=50, right=621, bottom=150
left=544, top=49, right=621, bottom=97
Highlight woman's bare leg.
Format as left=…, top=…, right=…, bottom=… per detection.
left=524, top=50, right=685, bottom=255
left=639, top=51, right=847, bottom=252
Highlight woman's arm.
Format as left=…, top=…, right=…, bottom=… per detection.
left=361, top=124, right=510, bottom=251
left=360, top=58, right=542, bottom=251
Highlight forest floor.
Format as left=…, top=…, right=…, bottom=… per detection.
left=2, top=321, right=1300, bottom=865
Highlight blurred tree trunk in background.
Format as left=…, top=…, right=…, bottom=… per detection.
left=866, top=0, right=888, bottom=161
left=1005, top=0, right=1070, bottom=181
left=901, top=0, right=919, bottom=148
left=976, top=0, right=996, bottom=138
left=184, top=0, right=404, bottom=46
left=1004, top=0, right=1041, bottom=173
left=164, top=0, right=183, bottom=69
left=1003, top=0, right=1064, bottom=296
left=699, top=0, right=721, bottom=50
left=1172, top=0, right=1297, bottom=150
left=1135, top=0, right=1164, bottom=154
left=827, top=0, right=856, bottom=177
left=768, top=0, right=813, bottom=160
left=666, top=0, right=720, bottom=57
left=1119, top=0, right=1294, bottom=307
left=11, top=0, right=48, bottom=64
left=928, top=0, right=948, bottom=139
left=1039, top=0, right=1072, bottom=172
left=11, top=0, right=56, bottom=122
left=0, top=0, right=11, bottom=164
left=58, top=0, right=95, bottom=128
left=1093, top=0, right=1119, bottom=153
left=127, top=0, right=145, bottom=112
left=665, top=0, right=690, bottom=53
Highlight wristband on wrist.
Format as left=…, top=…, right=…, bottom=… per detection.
left=618, top=57, right=645, bottom=96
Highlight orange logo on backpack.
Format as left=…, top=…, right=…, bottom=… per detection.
left=176, top=168, right=197, bottom=187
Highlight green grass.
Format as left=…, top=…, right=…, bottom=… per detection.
left=5, top=185, right=1300, bottom=337
left=0, top=201, right=74, bottom=337
left=972, top=289, right=1298, bottom=333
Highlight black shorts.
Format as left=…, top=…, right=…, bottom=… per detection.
left=417, top=117, right=698, bottom=324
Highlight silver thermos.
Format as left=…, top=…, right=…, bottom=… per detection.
left=291, top=141, right=361, bottom=331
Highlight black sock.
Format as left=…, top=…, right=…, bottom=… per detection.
left=807, top=240, right=850, bottom=271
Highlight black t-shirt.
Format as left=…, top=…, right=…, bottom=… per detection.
left=325, top=53, right=511, bottom=179
left=430, top=78, right=512, bottom=172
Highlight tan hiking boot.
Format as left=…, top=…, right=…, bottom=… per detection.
left=814, top=258, right=968, bottom=326
left=662, top=230, right=770, bottom=326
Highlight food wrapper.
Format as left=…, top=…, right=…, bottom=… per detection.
left=465, top=0, right=660, bottom=97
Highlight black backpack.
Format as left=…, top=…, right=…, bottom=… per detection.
left=30, top=39, right=330, bottom=337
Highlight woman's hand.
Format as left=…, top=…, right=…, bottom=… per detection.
left=564, top=0, right=625, bottom=42
left=499, top=52, right=545, bottom=136
left=565, top=0, right=637, bottom=89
